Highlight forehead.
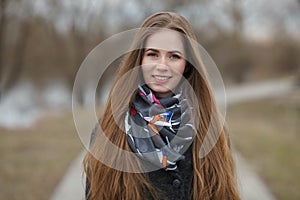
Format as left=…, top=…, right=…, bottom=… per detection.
left=144, top=29, right=185, bottom=53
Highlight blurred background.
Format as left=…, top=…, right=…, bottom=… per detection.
left=0, top=0, right=299, bottom=199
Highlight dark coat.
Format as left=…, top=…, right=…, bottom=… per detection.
left=86, top=125, right=194, bottom=200
left=147, top=146, right=193, bottom=200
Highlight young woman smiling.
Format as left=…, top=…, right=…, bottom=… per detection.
left=83, top=12, right=241, bottom=200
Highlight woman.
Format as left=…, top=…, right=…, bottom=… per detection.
left=83, top=12, right=241, bottom=200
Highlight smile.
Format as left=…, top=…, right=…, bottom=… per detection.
left=153, top=75, right=171, bottom=80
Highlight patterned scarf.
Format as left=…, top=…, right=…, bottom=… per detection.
left=125, top=85, right=195, bottom=171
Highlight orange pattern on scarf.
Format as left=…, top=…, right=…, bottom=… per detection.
left=148, top=115, right=168, bottom=169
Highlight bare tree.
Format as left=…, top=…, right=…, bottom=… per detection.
left=9, top=20, right=31, bottom=87
left=222, top=0, right=250, bottom=83
left=66, top=1, right=101, bottom=105
left=0, top=0, right=34, bottom=97
left=0, top=0, right=8, bottom=99
left=296, top=0, right=300, bottom=85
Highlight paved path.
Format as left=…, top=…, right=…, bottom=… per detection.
left=50, top=78, right=295, bottom=200
left=225, top=78, right=294, bottom=105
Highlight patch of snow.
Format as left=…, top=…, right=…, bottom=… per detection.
left=42, top=81, right=72, bottom=108
left=0, top=80, right=72, bottom=129
left=0, top=81, right=42, bottom=129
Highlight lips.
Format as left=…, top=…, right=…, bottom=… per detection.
left=152, top=75, right=171, bottom=81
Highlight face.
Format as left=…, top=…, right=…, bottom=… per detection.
left=141, top=29, right=186, bottom=98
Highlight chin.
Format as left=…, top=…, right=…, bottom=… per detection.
left=149, top=85, right=169, bottom=92
left=149, top=85, right=174, bottom=97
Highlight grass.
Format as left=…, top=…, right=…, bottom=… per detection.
left=0, top=111, right=82, bottom=200
left=227, top=88, right=300, bottom=200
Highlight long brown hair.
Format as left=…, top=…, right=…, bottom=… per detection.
left=83, top=12, right=241, bottom=200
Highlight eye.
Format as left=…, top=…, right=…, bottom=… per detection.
left=170, top=54, right=181, bottom=59
left=146, top=52, right=158, bottom=57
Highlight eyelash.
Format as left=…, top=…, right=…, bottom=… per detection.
left=147, top=53, right=157, bottom=57
left=171, top=54, right=180, bottom=59
left=146, top=53, right=181, bottom=59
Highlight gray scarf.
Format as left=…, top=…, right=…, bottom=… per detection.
left=125, top=85, right=195, bottom=171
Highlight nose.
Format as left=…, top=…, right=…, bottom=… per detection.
left=156, top=64, right=168, bottom=71
left=156, top=56, right=168, bottom=70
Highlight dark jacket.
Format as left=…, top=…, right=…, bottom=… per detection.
left=86, top=125, right=194, bottom=200
left=147, top=146, right=193, bottom=200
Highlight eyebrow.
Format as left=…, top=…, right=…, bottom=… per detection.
left=144, top=48, right=184, bottom=56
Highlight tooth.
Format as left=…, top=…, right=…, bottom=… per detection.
left=155, top=75, right=168, bottom=80
left=156, top=76, right=167, bottom=80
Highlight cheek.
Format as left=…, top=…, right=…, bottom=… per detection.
left=141, top=58, right=146, bottom=66
left=141, top=55, right=152, bottom=66
left=141, top=65, right=152, bottom=80
left=141, top=57, right=152, bottom=73
left=173, top=61, right=186, bottom=76
left=141, top=65, right=149, bottom=74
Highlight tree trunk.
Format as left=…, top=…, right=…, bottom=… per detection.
left=0, top=0, right=7, bottom=99
left=7, top=21, right=31, bottom=87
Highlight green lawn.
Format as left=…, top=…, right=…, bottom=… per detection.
left=0, top=111, right=82, bottom=200
left=227, top=88, right=300, bottom=200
